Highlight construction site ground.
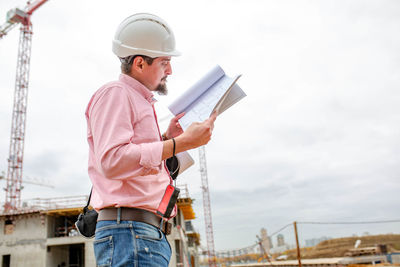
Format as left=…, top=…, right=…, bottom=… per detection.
left=282, top=234, right=400, bottom=260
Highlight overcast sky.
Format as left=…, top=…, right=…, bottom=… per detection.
left=0, top=0, right=399, bottom=251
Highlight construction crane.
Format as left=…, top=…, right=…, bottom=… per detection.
left=0, top=0, right=49, bottom=212
left=0, top=171, right=54, bottom=189
left=199, top=146, right=217, bottom=267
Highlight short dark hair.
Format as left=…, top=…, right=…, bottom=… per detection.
left=120, top=55, right=155, bottom=74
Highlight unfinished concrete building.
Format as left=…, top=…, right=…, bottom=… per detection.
left=0, top=186, right=200, bottom=267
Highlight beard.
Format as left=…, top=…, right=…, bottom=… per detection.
left=155, top=77, right=168, bottom=95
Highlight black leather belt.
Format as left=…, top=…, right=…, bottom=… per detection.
left=98, top=207, right=171, bottom=235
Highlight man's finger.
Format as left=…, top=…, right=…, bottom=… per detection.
left=207, top=112, right=217, bottom=131
left=175, top=113, right=185, bottom=120
left=209, top=111, right=217, bottom=123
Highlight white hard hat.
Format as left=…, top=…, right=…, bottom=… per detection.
left=112, top=13, right=181, bottom=58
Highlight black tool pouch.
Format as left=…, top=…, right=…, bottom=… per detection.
left=166, top=155, right=180, bottom=180
left=75, top=189, right=98, bottom=238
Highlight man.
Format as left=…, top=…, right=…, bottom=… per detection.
left=85, top=13, right=216, bottom=266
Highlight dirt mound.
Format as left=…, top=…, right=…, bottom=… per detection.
left=283, top=234, right=400, bottom=260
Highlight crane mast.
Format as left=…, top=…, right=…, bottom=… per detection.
left=1, top=0, right=48, bottom=212
left=5, top=22, right=32, bottom=212
left=199, top=146, right=217, bottom=267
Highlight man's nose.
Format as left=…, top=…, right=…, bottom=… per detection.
left=165, top=62, right=172, bottom=75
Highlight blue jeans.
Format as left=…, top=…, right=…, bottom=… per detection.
left=93, top=220, right=171, bottom=267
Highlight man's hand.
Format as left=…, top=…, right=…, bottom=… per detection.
left=165, top=113, right=185, bottom=139
left=177, top=111, right=217, bottom=150
left=162, top=112, right=217, bottom=160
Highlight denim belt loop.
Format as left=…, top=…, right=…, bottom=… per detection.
left=159, top=217, right=164, bottom=231
left=117, top=207, right=121, bottom=224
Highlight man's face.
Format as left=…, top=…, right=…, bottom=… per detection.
left=141, top=56, right=172, bottom=95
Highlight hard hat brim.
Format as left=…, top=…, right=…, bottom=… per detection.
left=113, top=40, right=181, bottom=58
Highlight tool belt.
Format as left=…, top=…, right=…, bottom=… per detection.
left=98, top=207, right=172, bottom=235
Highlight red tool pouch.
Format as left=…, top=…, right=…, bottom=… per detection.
left=157, top=184, right=180, bottom=218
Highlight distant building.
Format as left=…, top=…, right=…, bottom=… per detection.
left=277, top=234, right=285, bottom=247
left=0, top=187, right=200, bottom=267
left=260, top=228, right=272, bottom=253
left=271, top=233, right=291, bottom=254
left=269, top=236, right=274, bottom=249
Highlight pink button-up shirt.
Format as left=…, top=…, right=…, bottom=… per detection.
left=85, top=74, right=173, bottom=215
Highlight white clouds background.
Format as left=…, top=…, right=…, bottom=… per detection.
left=0, top=0, right=399, bottom=250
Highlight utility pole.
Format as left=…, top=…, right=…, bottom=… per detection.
left=293, top=221, right=302, bottom=267
left=256, top=235, right=273, bottom=264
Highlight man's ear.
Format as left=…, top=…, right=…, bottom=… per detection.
left=132, top=56, right=145, bottom=72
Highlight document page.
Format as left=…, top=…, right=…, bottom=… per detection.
left=168, top=65, right=225, bottom=115
left=178, top=75, right=239, bottom=130
left=176, top=151, right=195, bottom=175
left=214, top=83, right=246, bottom=116
left=168, top=65, right=245, bottom=131
left=212, top=75, right=243, bottom=115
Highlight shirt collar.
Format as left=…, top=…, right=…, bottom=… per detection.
left=119, top=74, right=156, bottom=104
